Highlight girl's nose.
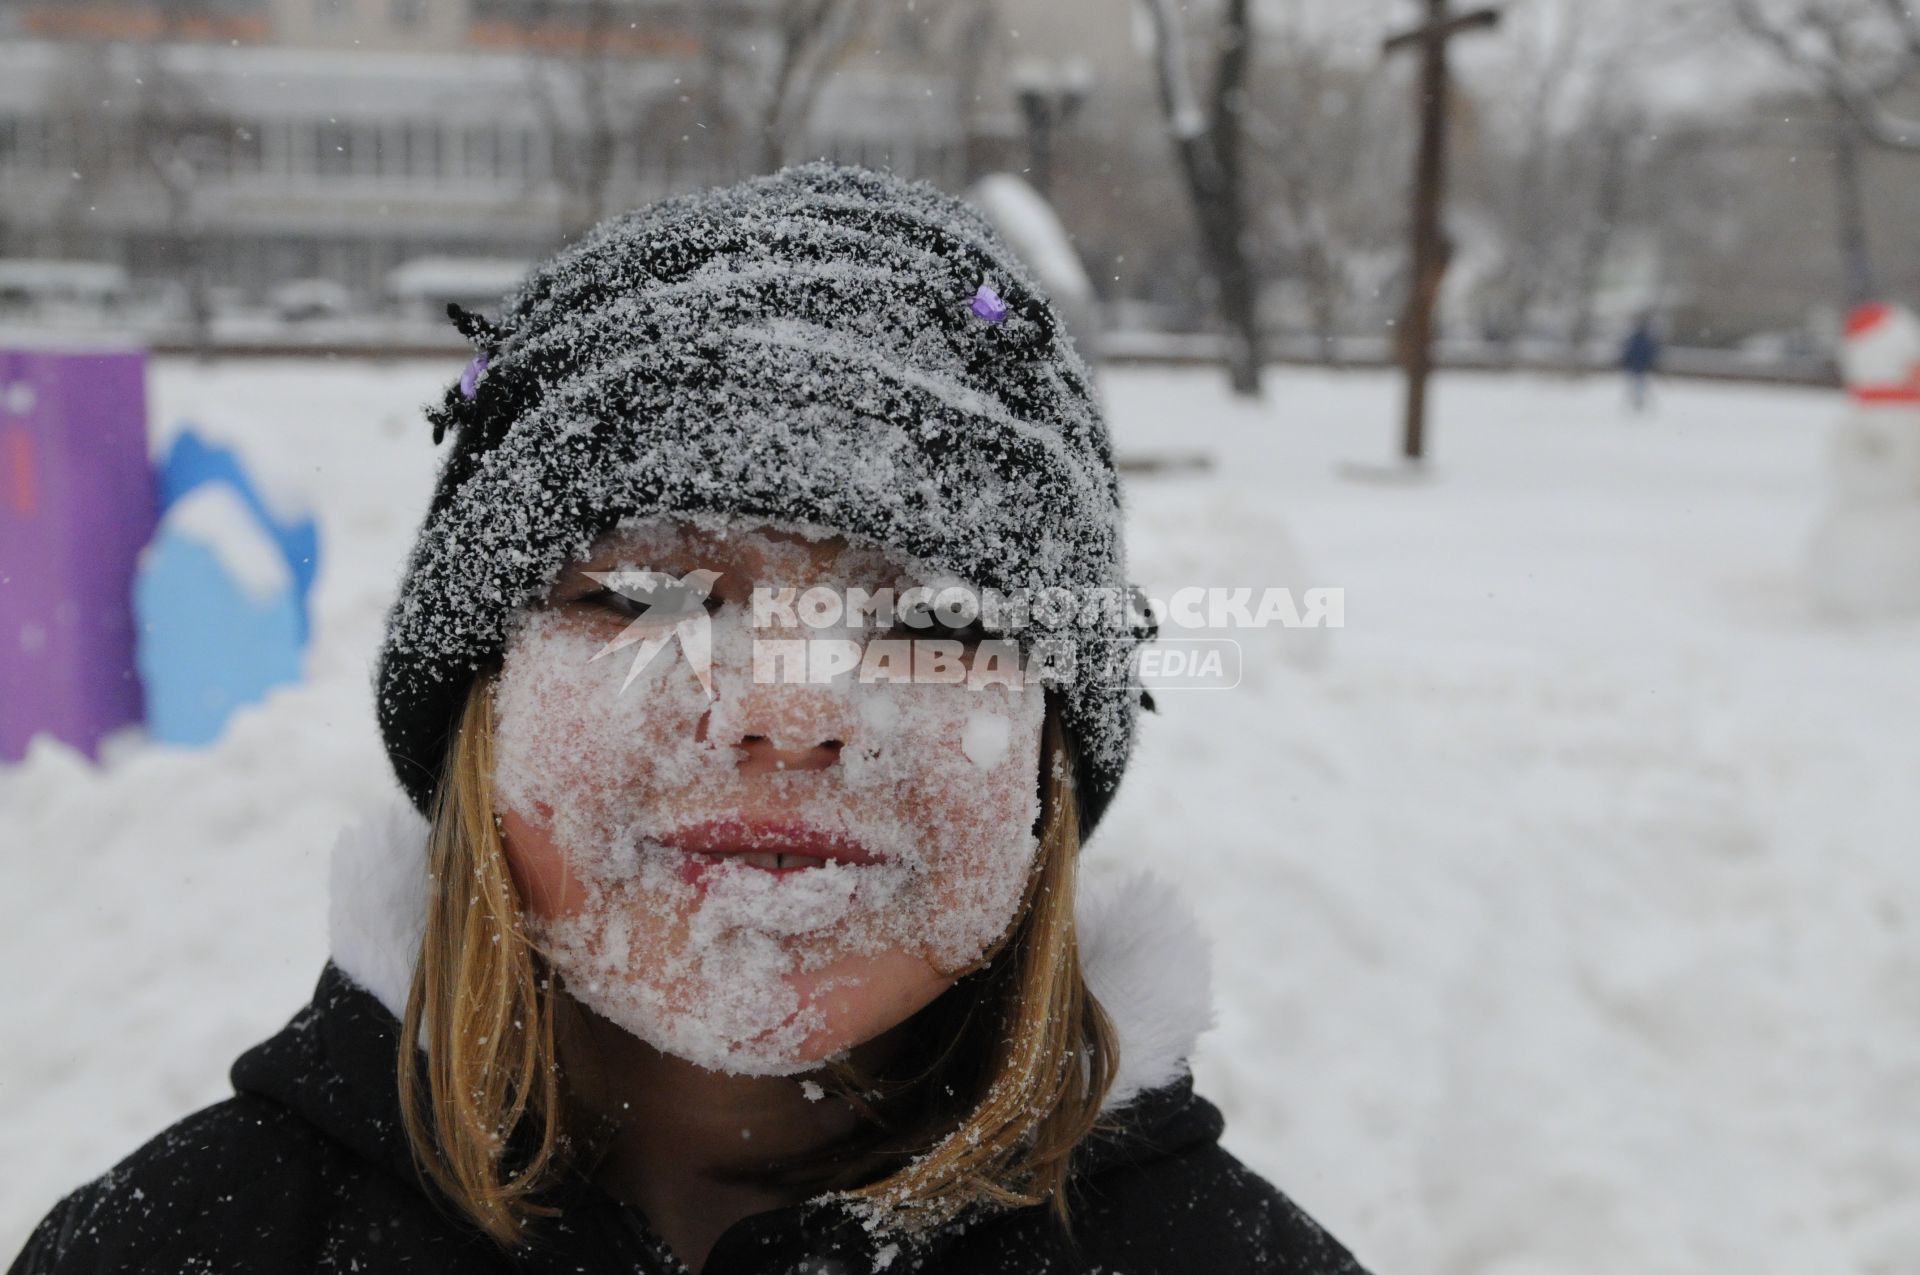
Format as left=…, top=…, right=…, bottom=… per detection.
left=694, top=693, right=852, bottom=775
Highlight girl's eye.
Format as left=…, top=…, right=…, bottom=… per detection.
left=579, top=588, right=723, bottom=622
left=585, top=588, right=649, bottom=620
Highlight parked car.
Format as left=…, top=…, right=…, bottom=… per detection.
left=269, top=278, right=355, bottom=323
left=0, top=258, right=130, bottom=322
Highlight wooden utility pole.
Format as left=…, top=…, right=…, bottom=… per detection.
left=1384, top=0, right=1500, bottom=463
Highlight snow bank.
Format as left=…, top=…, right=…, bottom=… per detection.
left=2, top=358, right=1915, bottom=1275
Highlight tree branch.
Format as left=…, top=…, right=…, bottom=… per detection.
left=1728, top=0, right=1920, bottom=151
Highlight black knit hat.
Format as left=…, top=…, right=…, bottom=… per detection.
left=374, top=161, right=1155, bottom=837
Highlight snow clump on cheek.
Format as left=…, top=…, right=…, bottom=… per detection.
left=487, top=559, right=1046, bottom=1076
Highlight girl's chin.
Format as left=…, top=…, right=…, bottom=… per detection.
left=648, top=950, right=950, bottom=1070
left=782, top=951, right=951, bottom=1040
left=529, top=884, right=1027, bottom=1072
left=551, top=925, right=957, bottom=1073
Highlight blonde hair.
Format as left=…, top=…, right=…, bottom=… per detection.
left=399, top=673, right=1121, bottom=1248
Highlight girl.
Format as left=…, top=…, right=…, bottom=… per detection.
left=11, top=162, right=1371, bottom=1275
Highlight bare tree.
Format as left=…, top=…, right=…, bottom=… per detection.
left=1460, top=0, right=1710, bottom=358
left=45, top=43, right=121, bottom=262
left=1240, top=2, right=1408, bottom=363
left=527, top=0, right=875, bottom=239
left=661, top=0, right=878, bottom=180
left=1561, top=100, right=1649, bottom=358
left=525, top=0, right=630, bottom=240
left=753, top=0, right=878, bottom=172
left=132, top=11, right=239, bottom=357
left=646, top=0, right=993, bottom=197
left=1467, top=3, right=1589, bottom=355
left=1730, top=0, right=1920, bottom=152
left=1727, top=0, right=1920, bottom=304
left=1137, top=0, right=1263, bottom=396
left=940, top=0, right=1001, bottom=184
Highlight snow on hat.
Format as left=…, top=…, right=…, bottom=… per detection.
left=373, top=160, right=1155, bottom=837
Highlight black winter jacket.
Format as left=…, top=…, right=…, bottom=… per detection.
left=9, top=804, right=1375, bottom=1275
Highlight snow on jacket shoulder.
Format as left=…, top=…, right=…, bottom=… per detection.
left=9, top=801, right=1375, bottom=1275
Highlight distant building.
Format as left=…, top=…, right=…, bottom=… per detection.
left=0, top=1, right=989, bottom=317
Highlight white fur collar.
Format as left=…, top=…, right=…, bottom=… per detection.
left=327, top=795, right=1213, bottom=1113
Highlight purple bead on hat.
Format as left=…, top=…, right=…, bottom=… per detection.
left=969, top=282, right=1008, bottom=324
left=459, top=353, right=490, bottom=400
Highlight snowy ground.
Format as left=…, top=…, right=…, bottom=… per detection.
left=3, top=359, right=1915, bottom=1274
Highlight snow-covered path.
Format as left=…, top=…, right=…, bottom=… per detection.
left=3, top=360, right=1913, bottom=1273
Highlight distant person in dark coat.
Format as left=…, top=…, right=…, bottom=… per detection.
left=1621, top=314, right=1662, bottom=413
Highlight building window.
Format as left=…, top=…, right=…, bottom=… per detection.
left=286, top=121, right=317, bottom=177
left=376, top=122, right=405, bottom=179
left=494, top=125, right=530, bottom=184
left=410, top=120, right=439, bottom=179
left=178, top=122, right=231, bottom=177
left=517, top=127, right=538, bottom=184
left=230, top=122, right=263, bottom=175
left=463, top=123, right=499, bottom=182
left=263, top=119, right=293, bottom=175
left=316, top=120, right=354, bottom=177
left=392, top=0, right=425, bottom=29
left=41, top=117, right=71, bottom=171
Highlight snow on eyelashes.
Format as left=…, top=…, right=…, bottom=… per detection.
left=487, top=554, right=1046, bottom=1076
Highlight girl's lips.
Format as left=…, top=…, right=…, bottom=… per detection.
left=656, top=819, right=885, bottom=886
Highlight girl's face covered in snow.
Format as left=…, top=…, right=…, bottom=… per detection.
left=491, top=516, right=1046, bottom=1076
